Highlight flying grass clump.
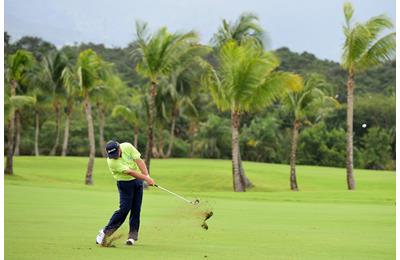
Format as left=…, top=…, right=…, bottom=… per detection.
left=201, top=210, right=214, bottom=230
left=193, top=201, right=214, bottom=230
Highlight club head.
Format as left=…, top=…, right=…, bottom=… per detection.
left=192, top=199, right=200, bottom=205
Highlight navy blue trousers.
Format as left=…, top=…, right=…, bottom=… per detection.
left=104, top=179, right=143, bottom=236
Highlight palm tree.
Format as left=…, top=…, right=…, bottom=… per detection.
left=92, top=75, right=122, bottom=157
left=187, top=90, right=211, bottom=158
left=42, top=51, right=68, bottom=155
left=194, top=114, right=231, bottom=158
left=13, top=110, right=23, bottom=156
left=11, top=70, right=36, bottom=156
left=161, top=81, right=197, bottom=158
left=28, top=63, right=53, bottom=156
left=284, top=74, right=338, bottom=191
left=4, top=50, right=35, bottom=174
left=132, top=21, right=200, bottom=172
left=152, top=67, right=202, bottom=158
left=95, top=103, right=107, bottom=157
left=204, top=39, right=302, bottom=191
left=13, top=99, right=35, bottom=156
left=75, top=49, right=110, bottom=184
left=13, top=111, right=21, bottom=155
left=212, top=13, right=266, bottom=189
left=162, top=46, right=209, bottom=158
left=341, top=2, right=395, bottom=190
left=6, top=96, right=35, bottom=156
left=212, top=12, right=265, bottom=48
left=112, top=104, right=141, bottom=147
left=31, top=94, right=49, bottom=156
left=12, top=61, right=44, bottom=156
left=60, top=64, right=80, bottom=156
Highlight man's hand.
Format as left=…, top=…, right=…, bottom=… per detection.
left=145, top=176, right=155, bottom=186
left=125, top=168, right=154, bottom=185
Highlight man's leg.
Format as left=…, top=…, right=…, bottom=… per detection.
left=128, top=179, right=143, bottom=240
left=103, top=180, right=134, bottom=235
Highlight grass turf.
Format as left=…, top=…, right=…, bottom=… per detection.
left=4, top=156, right=395, bottom=259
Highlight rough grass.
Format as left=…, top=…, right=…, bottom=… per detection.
left=4, top=156, right=395, bottom=260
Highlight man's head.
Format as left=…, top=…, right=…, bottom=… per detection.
left=106, top=140, right=120, bottom=159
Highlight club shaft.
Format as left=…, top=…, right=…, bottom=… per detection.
left=155, top=185, right=192, bottom=204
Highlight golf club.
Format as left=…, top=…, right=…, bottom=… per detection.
left=154, top=184, right=199, bottom=205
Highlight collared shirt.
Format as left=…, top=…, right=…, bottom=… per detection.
left=107, top=142, right=141, bottom=181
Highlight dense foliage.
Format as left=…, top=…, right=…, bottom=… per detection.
left=4, top=31, right=395, bottom=170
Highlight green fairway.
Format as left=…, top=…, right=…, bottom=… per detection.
left=5, top=157, right=395, bottom=260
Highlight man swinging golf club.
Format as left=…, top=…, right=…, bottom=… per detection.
left=96, top=140, right=155, bottom=246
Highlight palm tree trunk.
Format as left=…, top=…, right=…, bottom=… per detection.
left=152, top=133, right=160, bottom=158
left=133, top=126, right=138, bottom=148
left=158, top=137, right=165, bottom=158
left=35, top=110, right=40, bottom=156
left=144, top=107, right=150, bottom=164
left=189, top=122, right=196, bottom=158
left=166, top=107, right=178, bottom=158
left=346, top=69, right=356, bottom=190
left=238, top=151, right=253, bottom=188
left=61, top=100, right=73, bottom=156
left=61, top=113, right=71, bottom=156
left=145, top=81, right=157, bottom=173
left=84, top=95, right=95, bottom=185
left=50, top=101, right=61, bottom=155
left=97, top=105, right=107, bottom=157
left=231, top=110, right=245, bottom=192
left=190, top=141, right=195, bottom=157
left=14, top=110, right=21, bottom=156
left=290, top=119, right=300, bottom=191
left=5, top=80, right=17, bottom=175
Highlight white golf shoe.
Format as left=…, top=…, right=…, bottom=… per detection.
left=96, top=229, right=105, bottom=244
left=126, top=238, right=135, bottom=246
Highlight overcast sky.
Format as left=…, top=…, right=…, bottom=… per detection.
left=5, top=0, right=396, bottom=61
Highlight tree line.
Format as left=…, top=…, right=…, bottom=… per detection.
left=4, top=2, right=395, bottom=192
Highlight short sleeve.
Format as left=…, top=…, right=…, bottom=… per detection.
left=131, top=146, right=141, bottom=160
left=127, top=143, right=141, bottom=160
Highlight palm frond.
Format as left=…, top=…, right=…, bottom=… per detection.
left=208, top=39, right=302, bottom=112
left=364, top=15, right=393, bottom=40
left=358, top=32, right=396, bottom=69
left=343, top=2, right=354, bottom=27
left=61, top=66, right=79, bottom=97
left=132, top=22, right=200, bottom=83
left=342, top=23, right=371, bottom=69
left=7, top=50, right=35, bottom=82
left=283, top=74, right=338, bottom=121
left=135, top=20, right=150, bottom=44
left=9, top=95, right=36, bottom=109
left=76, top=49, right=111, bottom=96
left=249, top=72, right=303, bottom=111
left=112, top=105, right=137, bottom=124
left=212, top=12, right=265, bottom=48
left=341, top=3, right=395, bottom=71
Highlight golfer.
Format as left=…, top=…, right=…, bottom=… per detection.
left=96, top=140, right=155, bottom=246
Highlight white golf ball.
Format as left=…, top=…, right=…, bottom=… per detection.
left=362, top=123, right=367, bottom=128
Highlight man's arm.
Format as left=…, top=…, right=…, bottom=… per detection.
left=135, top=159, right=149, bottom=176
left=124, top=168, right=155, bottom=186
